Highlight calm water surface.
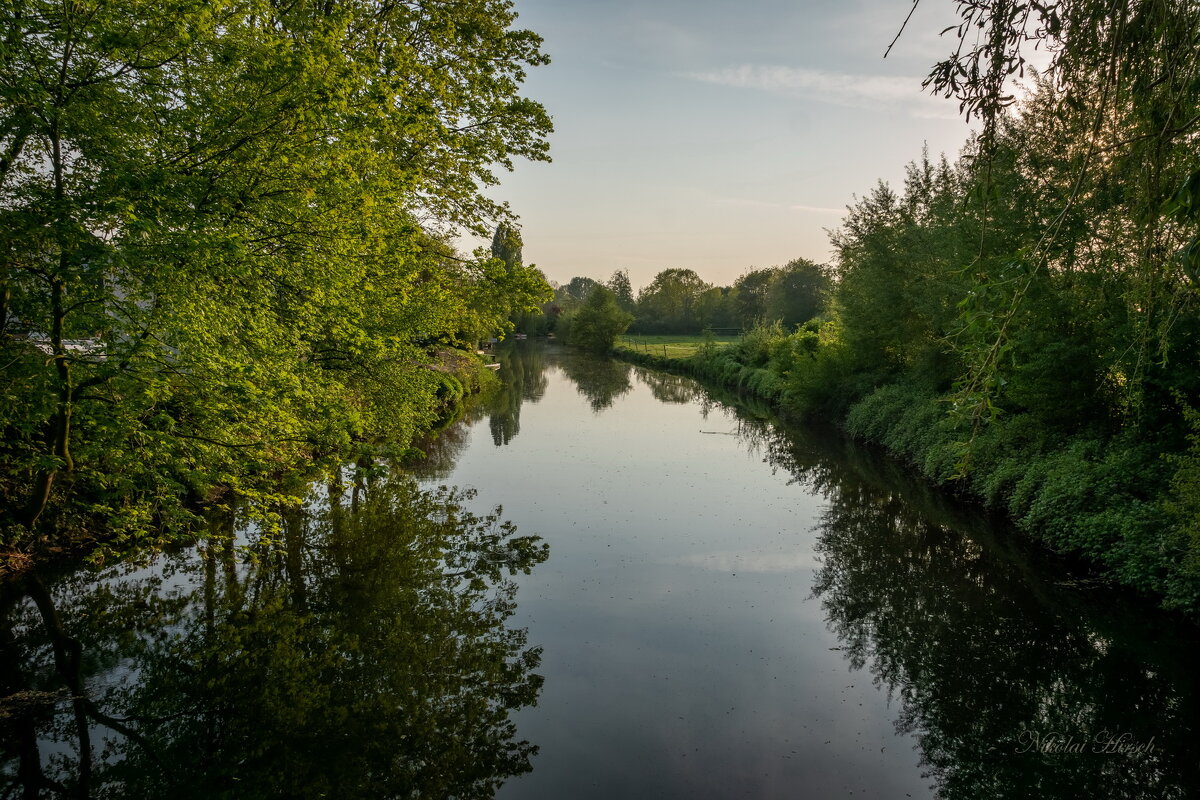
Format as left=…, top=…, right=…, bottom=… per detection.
left=2, top=341, right=1198, bottom=798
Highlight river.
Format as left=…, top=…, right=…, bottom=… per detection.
left=2, top=341, right=1198, bottom=798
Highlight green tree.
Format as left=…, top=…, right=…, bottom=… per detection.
left=635, top=268, right=710, bottom=333
left=814, top=5, right=1200, bottom=611
left=606, top=269, right=637, bottom=313
left=830, top=155, right=967, bottom=387
left=909, top=0, right=1200, bottom=426
left=765, top=258, right=832, bottom=329
left=492, top=223, right=524, bottom=270
left=732, top=268, right=776, bottom=327
left=562, top=285, right=633, bottom=353
left=562, top=276, right=601, bottom=304
left=695, top=285, right=737, bottom=329
left=0, top=0, right=553, bottom=543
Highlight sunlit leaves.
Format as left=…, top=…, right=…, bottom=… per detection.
left=0, top=0, right=553, bottom=546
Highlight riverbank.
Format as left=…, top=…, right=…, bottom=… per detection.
left=0, top=348, right=500, bottom=578
left=611, top=338, right=1200, bottom=620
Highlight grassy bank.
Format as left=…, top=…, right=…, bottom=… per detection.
left=617, top=334, right=742, bottom=359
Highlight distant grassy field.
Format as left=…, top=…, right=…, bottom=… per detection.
left=616, top=333, right=740, bottom=359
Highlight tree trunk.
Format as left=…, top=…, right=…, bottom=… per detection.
left=25, top=575, right=92, bottom=798
left=22, top=277, right=74, bottom=529
left=23, top=112, right=75, bottom=530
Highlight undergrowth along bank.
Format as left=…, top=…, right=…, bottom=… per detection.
left=0, top=350, right=501, bottom=576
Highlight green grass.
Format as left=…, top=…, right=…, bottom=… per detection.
left=616, top=333, right=740, bottom=359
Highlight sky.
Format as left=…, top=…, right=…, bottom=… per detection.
left=478, top=0, right=979, bottom=290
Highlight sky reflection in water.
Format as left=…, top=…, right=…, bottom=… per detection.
left=417, top=342, right=1200, bottom=800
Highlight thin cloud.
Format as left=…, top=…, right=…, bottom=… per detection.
left=684, top=64, right=957, bottom=118
left=789, top=204, right=846, bottom=215
left=709, top=195, right=845, bottom=215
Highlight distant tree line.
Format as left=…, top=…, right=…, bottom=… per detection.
left=516, top=258, right=832, bottom=340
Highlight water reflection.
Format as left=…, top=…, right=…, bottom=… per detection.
left=8, top=342, right=1200, bottom=799
left=408, top=343, right=550, bottom=476
left=408, top=416, right=474, bottom=481
left=632, top=368, right=702, bottom=405
left=729, top=410, right=1200, bottom=799
left=419, top=344, right=698, bottom=466
left=553, top=350, right=632, bottom=412
left=811, top=488, right=1200, bottom=799
left=0, top=471, right=547, bottom=799
left=416, top=343, right=1200, bottom=796
left=488, top=343, right=549, bottom=446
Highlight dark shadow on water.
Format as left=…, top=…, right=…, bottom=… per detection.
left=0, top=470, right=548, bottom=799
left=631, top=366, right=703, bottom=405
left=487, top=341, right=550, bottom=446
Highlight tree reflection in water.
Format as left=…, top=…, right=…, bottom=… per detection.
left=407, top=343, right=1200, bottom=798
left=27, top=342, right=1191, bottom=799
left=553, top=350, right=631, bottom=412
left=0, top=470, right=548, bottom=799
left=730, top=410, right=1200, bottom=800
left=631, top=366, right=702, bottom=405
left=488, top=342, right=548, bottom=446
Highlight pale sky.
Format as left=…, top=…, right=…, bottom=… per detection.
left=480, top=0, right=979, bottom=290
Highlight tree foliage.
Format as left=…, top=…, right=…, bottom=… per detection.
left=732, top=268, right=775, bottom=327
left=909, top=0, right=1200, bottom=425
left=662, top=4, right=1200, bottom=611
left=816, top=62, right=1200, bottom=602
left=634, top=268, right=711, bottom=333
left=492, top=223, right=525, bottom=270
left=561, top=276, right=601, bottom=304
left=765, top=258, right=832, bottom=329
left=560, top=285, right=633, bottom=354
left=606, top=269, right=636, bottom=312
left=0, top=0, right=553, bottom=547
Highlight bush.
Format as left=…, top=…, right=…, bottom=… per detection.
left=563, top=286, right=633, bottom=353
left=731, top=320, right=786, bottom=367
